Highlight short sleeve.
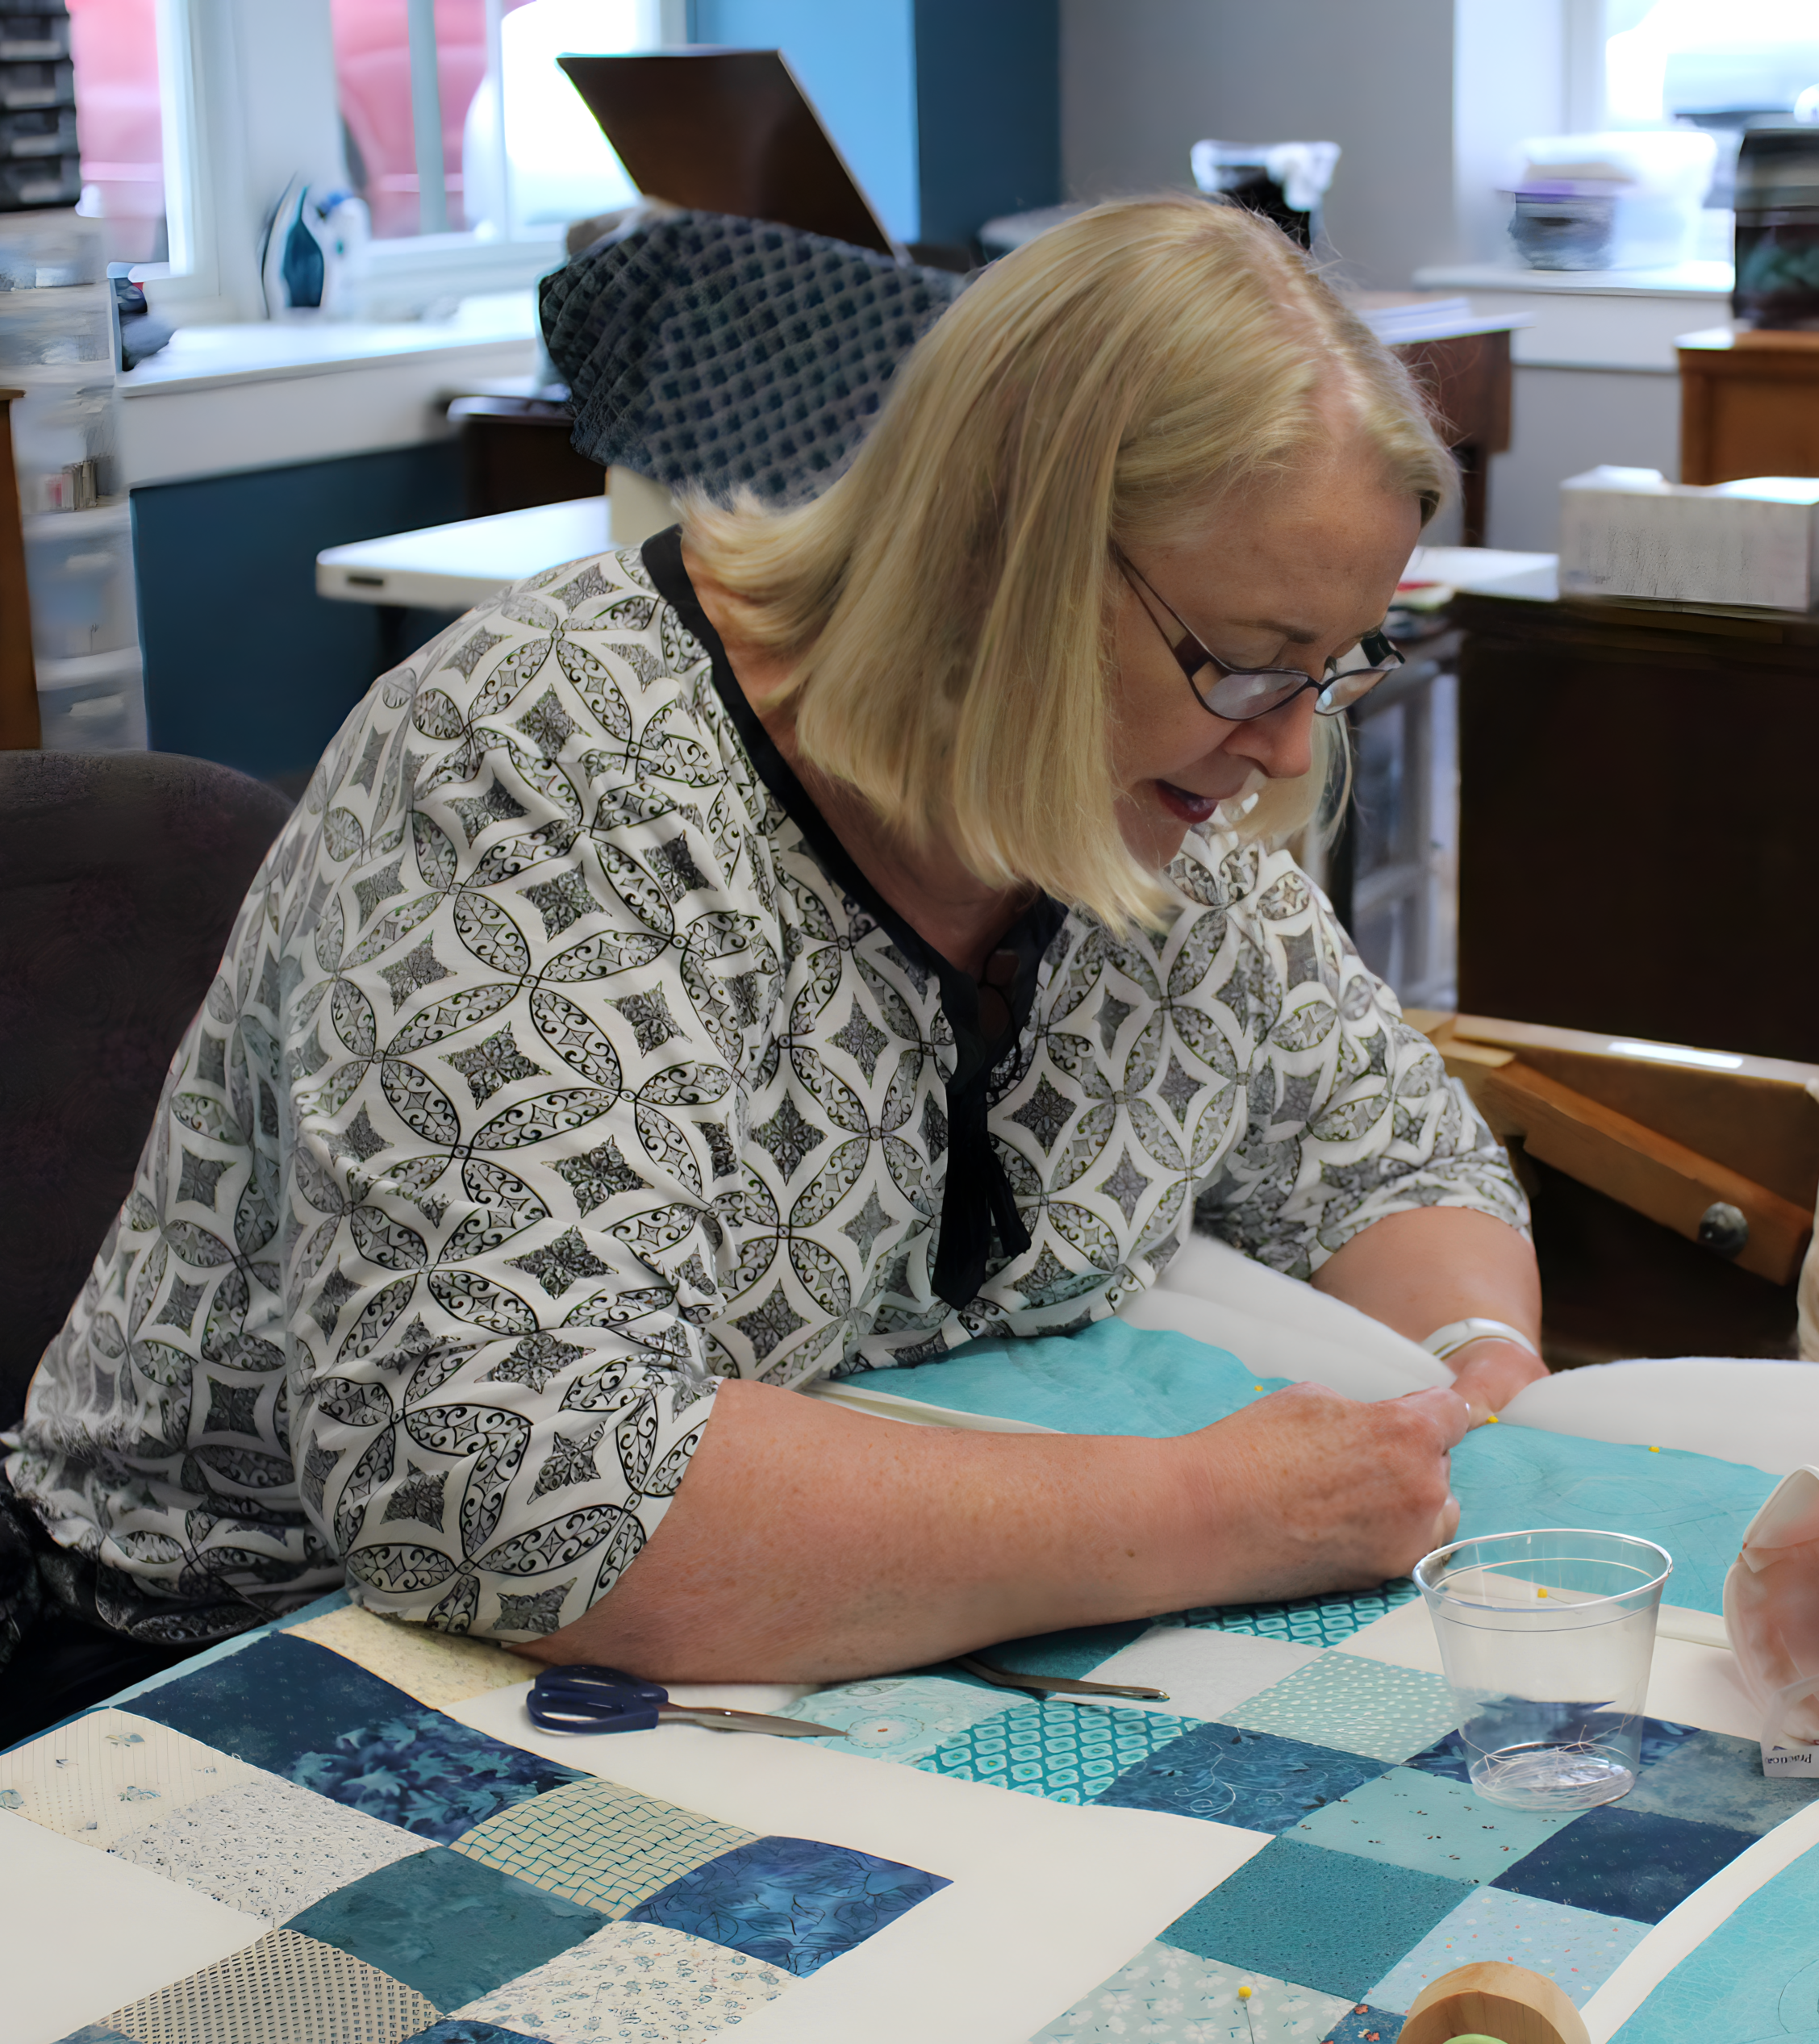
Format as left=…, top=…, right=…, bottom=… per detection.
left=1193, top=849, right=1529, bottom=1279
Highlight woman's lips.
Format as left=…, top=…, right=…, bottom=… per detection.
left=1154, top=779, right=1221, bottom=823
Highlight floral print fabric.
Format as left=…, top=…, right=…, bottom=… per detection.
left=6, top=532, right=1524, bottom=1644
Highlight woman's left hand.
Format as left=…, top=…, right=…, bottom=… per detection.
left=1449, top=1338, right=1549, bottom=1428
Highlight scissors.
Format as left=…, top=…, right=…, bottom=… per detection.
left=955, top=1654, right=1170, bottom=1704
left=528, top=1663, right=848, bottom=1738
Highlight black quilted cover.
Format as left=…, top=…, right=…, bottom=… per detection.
left=540, top=211, right=967, bottom=503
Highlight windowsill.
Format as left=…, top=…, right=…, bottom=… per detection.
left=119, top=290, right=540, bottom=398
left=1413, top=260, right=1733, bottom=299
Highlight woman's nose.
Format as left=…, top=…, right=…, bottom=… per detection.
left=1234, top=688, right=1319, bottom=782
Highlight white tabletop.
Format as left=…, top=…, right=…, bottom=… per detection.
left=317, top=494, right=611, bottom=610
left=1405, top=544, right=1559, bottom=601
left=318, top=506, right=1561, bottom=615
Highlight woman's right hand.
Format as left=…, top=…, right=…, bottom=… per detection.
left=1181, top=1379, right=1469, bottom=1605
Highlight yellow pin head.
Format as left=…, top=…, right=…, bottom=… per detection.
left=1237, top=1984, right=1252, bottom=2001
left=1486, top=1412, right=1499, bottom=1424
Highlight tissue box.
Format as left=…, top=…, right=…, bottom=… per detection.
left=1559, top=467, right=1819, bottom=611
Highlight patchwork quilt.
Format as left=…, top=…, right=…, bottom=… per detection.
left=5, top=1336, right=1815, bottom=2044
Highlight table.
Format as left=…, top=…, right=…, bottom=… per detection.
left=1678, top=325, right=1819, bottom=486
left=4, top=1330, right=1812, bottom=2044
left=316, top=495, right=611, bottom=614
left=1346, top=299, right=1523, bottom=548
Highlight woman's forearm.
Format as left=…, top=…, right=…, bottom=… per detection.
left=1312, top=1205, right=1546, bottom=1418
left=515, top=1373, right=1466, bottom=1683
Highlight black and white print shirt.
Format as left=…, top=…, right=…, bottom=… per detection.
left=6, top=534, right=1527, bottom=1645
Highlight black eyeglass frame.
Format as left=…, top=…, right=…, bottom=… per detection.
left=1115, top=550, right=1404, bottom=723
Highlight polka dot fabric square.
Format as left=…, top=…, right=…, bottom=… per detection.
left=1364, top=1885, right=1648, bottom=2013
left=1290, top=1766, right=1575, bottom=1885
left=916, top=1700, right=1198, bottom=1804
left=1225, top=1653, right=1460, bottom=1766
left=449, top=1921, right=793, bottom=2044
left=1030, top=1940, right=1354, bottom=2043
left=1490, top=1804, right=1754, bottom=1925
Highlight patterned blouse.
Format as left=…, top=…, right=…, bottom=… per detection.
left=6, top=533, right=1526, bottom=1646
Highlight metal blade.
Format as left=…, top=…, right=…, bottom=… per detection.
left=955, top=1653, right=1169, bottom=1701
left=660, top=1706, right=848, bottom=1737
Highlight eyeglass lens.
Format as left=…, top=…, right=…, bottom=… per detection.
left=1192, top=657, right=1394, bottom=722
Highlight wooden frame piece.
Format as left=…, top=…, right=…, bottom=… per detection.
left=1411, top=1012, right=1818, bottom=1287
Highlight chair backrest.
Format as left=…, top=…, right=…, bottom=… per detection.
left=0, top=751, right=296, bottom=1429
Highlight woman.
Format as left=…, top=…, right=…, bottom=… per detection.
left=6, top=198, right=1542, bottom=1691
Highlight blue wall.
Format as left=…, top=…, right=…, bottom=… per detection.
left=133, top=443, right=464, bottom=784
left=914, top=0, right=1058, bottom=245
left=690, top=0, right=1060, bottom=249
left=691, top=0, right=920, bottom=243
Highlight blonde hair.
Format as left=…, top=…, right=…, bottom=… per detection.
left=683, top=194, right=1453, bottom=929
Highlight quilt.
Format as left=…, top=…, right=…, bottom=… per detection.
left=4, top=1323, right=1813, bottom=2044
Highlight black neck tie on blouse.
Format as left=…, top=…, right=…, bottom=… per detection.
left=645, top=527, right=1068, bottom=1312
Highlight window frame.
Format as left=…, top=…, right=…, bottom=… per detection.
left=139, top=0, right=683, bottom=326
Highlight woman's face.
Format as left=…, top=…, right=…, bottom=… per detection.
left=1109, top=429, right=1423, bottom=871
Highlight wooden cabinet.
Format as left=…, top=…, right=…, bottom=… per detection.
left=1679, top=325, right=1819, bottom=485
left=1453, top=588, right=1819, bottom=1065
left=1452, top=590, right=1819, bottom=1359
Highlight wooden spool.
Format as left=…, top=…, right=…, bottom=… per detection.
left=1396, top=1961, right=1591, bottom=2044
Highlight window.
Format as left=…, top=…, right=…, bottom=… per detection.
left=1606, top=1, right=1819, bottom=129
left=1604, top=1, right=1819, bottom=205
left=328, top=0, right=645, bottom=245
left=67, top=0, right=166, bottom=266
left=127, top=0, right=674, bottom=326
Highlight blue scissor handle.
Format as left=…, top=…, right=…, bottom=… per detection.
left=528, top=1662, right=670, bottom=1733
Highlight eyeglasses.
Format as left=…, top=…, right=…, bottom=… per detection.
left=1116, top=551, right=1404, bottom=722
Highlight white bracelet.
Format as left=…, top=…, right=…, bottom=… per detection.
left=1421, top=1317, right=1539, bottom=1363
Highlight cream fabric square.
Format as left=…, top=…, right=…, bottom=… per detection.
left=451, top=1774, right=757, bottom=1917
left=453, top=1919, right=792, bottom=2044
left=0, top=1707, right=261, bottom=1846
left=111, top=1771, right=428, bottom=1923
left=286, top=1602, right=532, bottom=1709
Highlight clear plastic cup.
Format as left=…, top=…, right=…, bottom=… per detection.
left=1415, top=1528, right=1672, bottom=1811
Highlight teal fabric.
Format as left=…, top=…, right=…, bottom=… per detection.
left=1609, top=1838, right=1819, bottom=2042
left=865, top=1319, right=1270, bottom=1435
left=863, top=1320, right=1778, bottom=1615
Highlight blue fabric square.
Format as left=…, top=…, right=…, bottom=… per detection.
left=624, top=1833, right=950, bottom=1976
left=1158, top=1836, right=1474, bottom=2001
left=288, top=1705, right=582, bottom=1843
left=917, top=1698, right=1198, bottom=1805
left=968, top=1621, right=1151, bottom=1679
left=1094, top=1721, right=1395, bottom=1831
left=286, top=1843, right=605, bottom=2006
left=1401, top=1716, right=1700, bottom=1787
left=1621, top=1727, right=1819, bottom=1837
left=1606, top=1823, right=1819, bottom=2042
left=401, top=2027, right=549, bottom=2044
left=127, top=1623, right=582, bottom=1842
left=1324, top=2009, right=1404, bottom=2043
left=1491, top=1804, right=1752, bottom=1924
left=130, top=1632, right=427, bottom=1767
